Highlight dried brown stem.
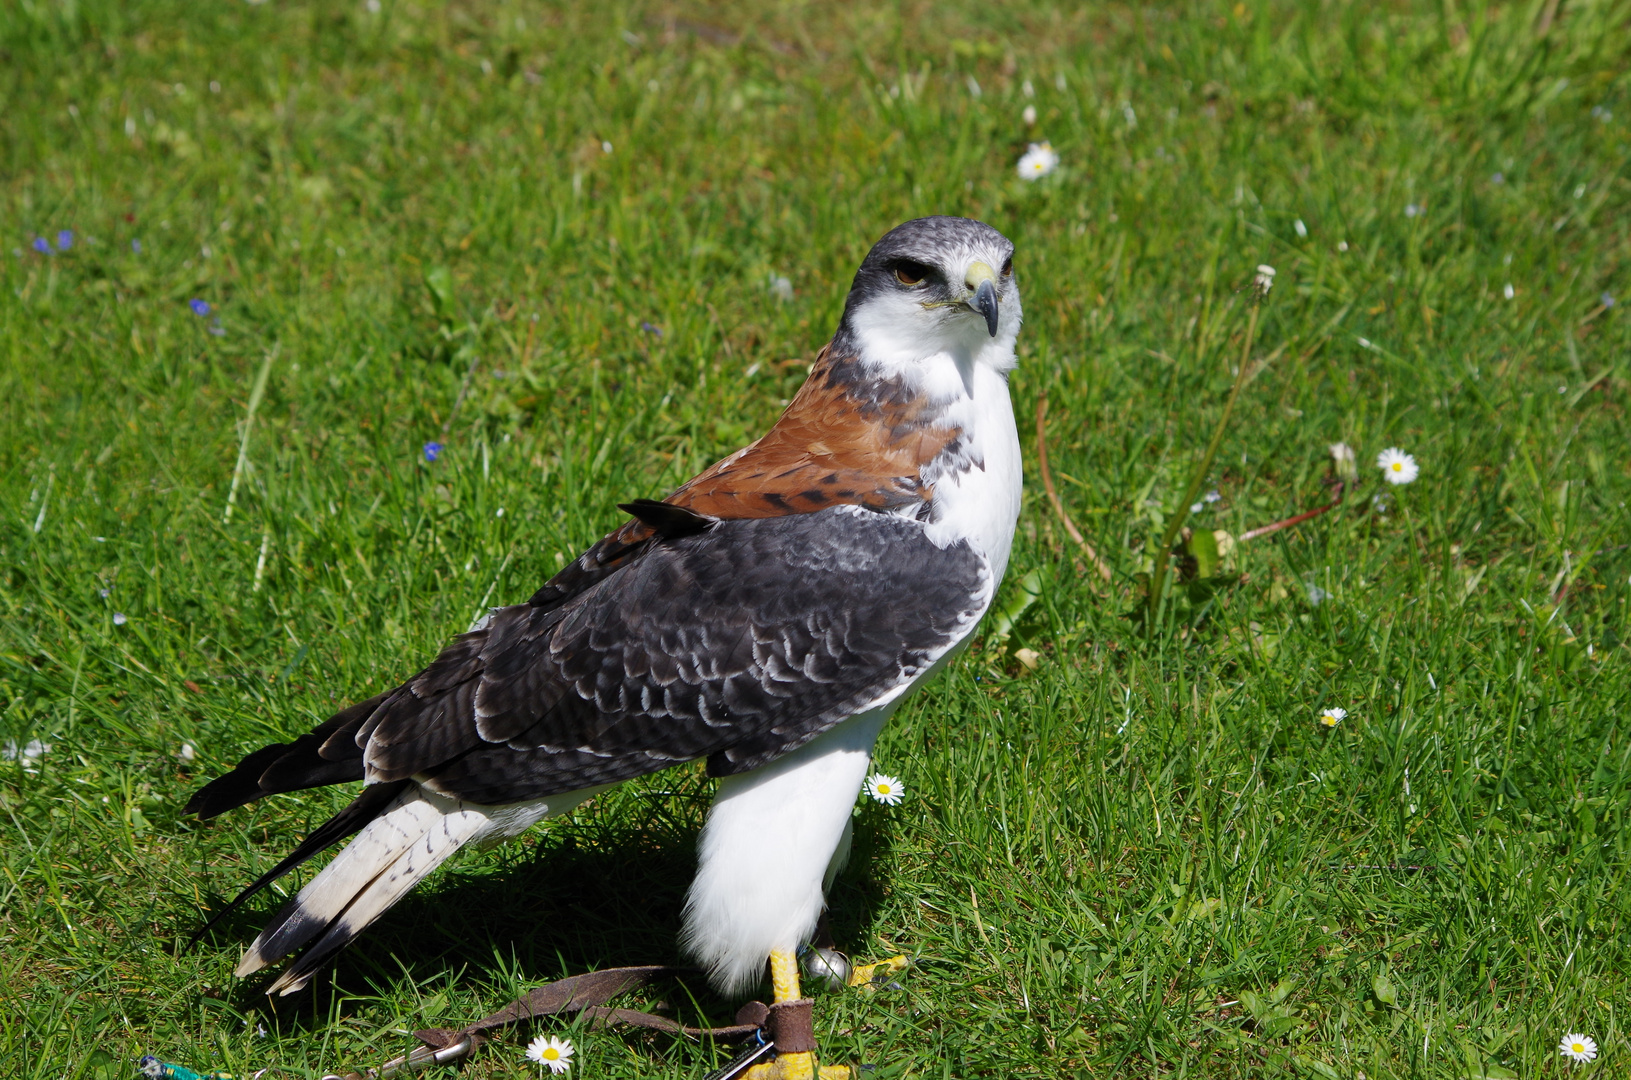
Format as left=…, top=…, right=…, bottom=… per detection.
left=1036, top=393, right=1113, bottom=583
left=1239, top=482, right=1347, bottom=542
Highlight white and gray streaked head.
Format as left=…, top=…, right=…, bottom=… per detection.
left=833, top=216, right=1021, bottom=374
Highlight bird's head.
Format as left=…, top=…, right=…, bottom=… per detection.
left=834, top=216, right=1021, bottom=382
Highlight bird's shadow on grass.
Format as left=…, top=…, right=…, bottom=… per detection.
left=200, top=791, right=898, bottom=1038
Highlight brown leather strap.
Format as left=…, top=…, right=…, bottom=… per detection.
left=765, top=998, right=815, bottom=1054
left=413, top=966, right=768, bottom=1051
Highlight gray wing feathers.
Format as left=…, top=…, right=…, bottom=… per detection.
left=363, top=507, right=988, bottom=805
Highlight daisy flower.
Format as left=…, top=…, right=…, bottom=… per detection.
left=1016, top=141, right=1058, bottom=180
left=1318, top=707, right=1347, bottom=728
left=1558, top=1033, right=1597, bottom=1064
left=1376, top=448, right=1418, bottom=485
left=864, top=773, right=905, bottom=806
left=526, top=1034, right=574, bottom=1074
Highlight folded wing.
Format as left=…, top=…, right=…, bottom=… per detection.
left=191, top=503, right=988, bottom=820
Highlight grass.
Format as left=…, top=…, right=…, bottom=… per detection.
left=3, top=1, right=1630, bottom=1077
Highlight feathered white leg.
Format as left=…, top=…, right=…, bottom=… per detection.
left=681, top=708, right=888, bottom=997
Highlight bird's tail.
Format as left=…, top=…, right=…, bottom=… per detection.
left=238, top=785, right=490, bottom=995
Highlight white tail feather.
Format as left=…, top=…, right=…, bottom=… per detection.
left=236, top=782, right=610, bottom=993
left=237, top=787, right=485, bottom=982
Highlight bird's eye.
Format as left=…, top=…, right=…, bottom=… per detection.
left=894, top=264, right=925, bottom=286
left=1000, top=257, right=1013, bottom=278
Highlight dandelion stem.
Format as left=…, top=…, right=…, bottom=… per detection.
left=224, top=344, right=278, bottom=524
left=1147, top=301, right=1261, bottom=633
left=1035, top=392, right=1112, bottom=584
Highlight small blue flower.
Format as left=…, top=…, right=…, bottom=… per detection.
left=132, top=239, right=142, bottom=253
left=1603, top=292, right=1617, bottom=309
left=31, top=236, right=50, bottom=254
left=57, top=230, right=73, bottom=251
left=640, top=320, right=663, bottom=337
left=423, top=441, right=444, bottom=462
left=189, top=298, right=211, bottom=316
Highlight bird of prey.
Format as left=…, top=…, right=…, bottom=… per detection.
left=187, top=215, right=1023, bottom=1078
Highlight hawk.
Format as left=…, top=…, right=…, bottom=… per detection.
left=187, top=216, right=1023, bottom=1078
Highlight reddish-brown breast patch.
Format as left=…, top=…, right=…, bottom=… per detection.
left=552, top=348, right=961, bottom=596
left=664, top=347, right=958, bottom=519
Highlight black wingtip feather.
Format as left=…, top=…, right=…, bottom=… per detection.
left=190, top=779, right=411, bottom=946
left=183, top=740, right=299, bottom=818
left=184, top=691, right=392, bottom=819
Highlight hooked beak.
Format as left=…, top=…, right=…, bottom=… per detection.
left=965, top=261, right=1000, bottom=337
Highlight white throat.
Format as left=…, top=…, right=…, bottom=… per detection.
left=848, top=317, right=1024, bottom=589
left=918, top=358, right=1023, bottom=586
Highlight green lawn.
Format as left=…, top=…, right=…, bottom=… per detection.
left=3, top=1, right=1630, bottom=1077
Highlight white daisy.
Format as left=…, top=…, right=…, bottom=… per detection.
left=1016, top=141, right=1058, bottom=180
left=1376, top=448, right=1419, bottom=485
left=1318, top=707, right=1347, bottom=728
left=1558, top=1033, right=1597, bottom=1064
left=864, top=773, right=905, bottom=806
left=526, top=1034, right=574, bottom=1074
left=1022, top=104, right=1037, bottom=127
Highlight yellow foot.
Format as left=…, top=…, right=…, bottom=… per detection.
left=740, top=950, right=854, bottom=1079
left=847, top=953, right=910, bottom=991
left=741, top=1051, right=852, bottom=1079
